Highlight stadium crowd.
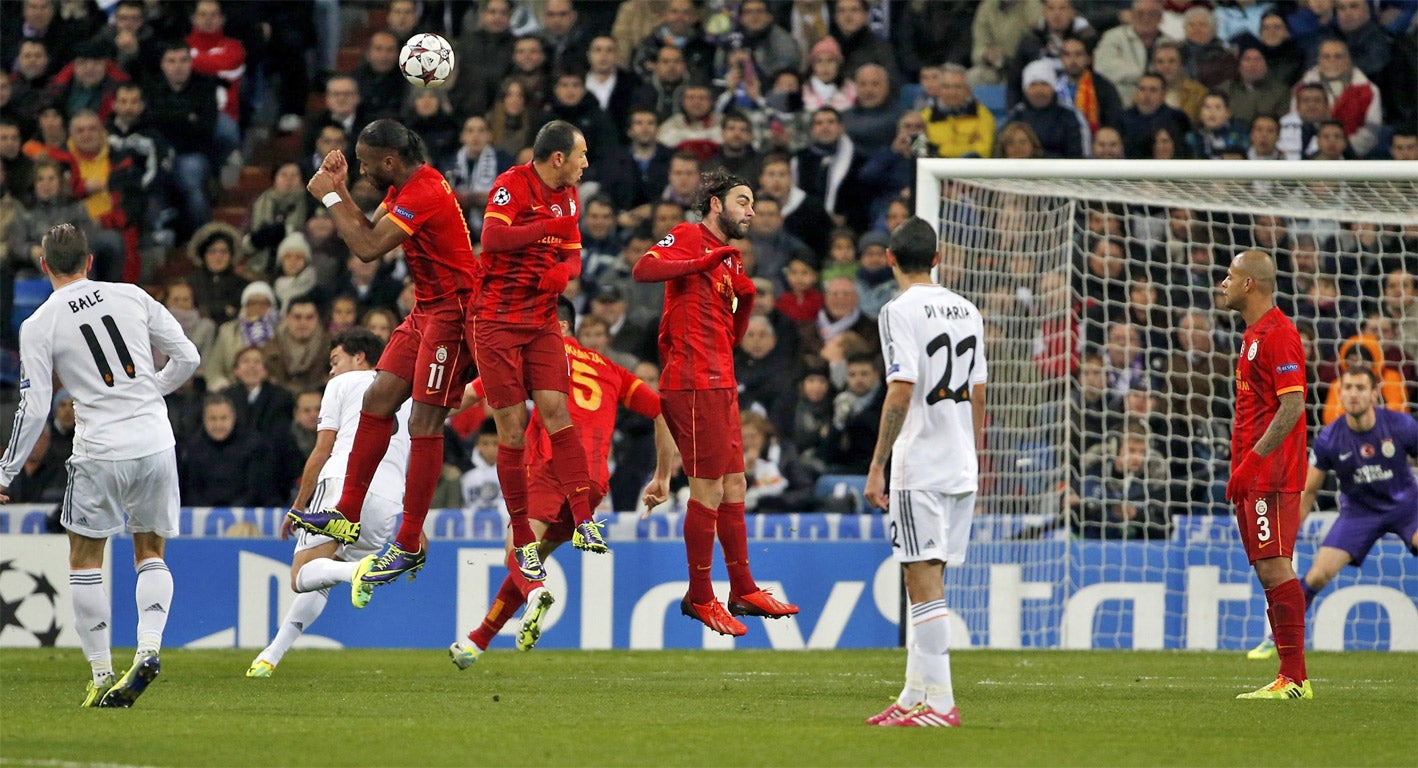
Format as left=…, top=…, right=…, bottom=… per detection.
left=1, top=0, right=1415, bottom=532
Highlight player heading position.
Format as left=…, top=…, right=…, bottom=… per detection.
left=0, top=224, right=200, bottom=707
left=863, top=217, right=986, bottom=728
left=1248, top=366, right=1418, bottom=659
left=1220, top=249, right=1313, bottom=700
left=476, top=119, right=603, bottom=588
left=248, top=329, right=413, bottom=677
left=633, top=167, right=799, bottom=636
left=290, top=118, right=479, bottom=585
left=450, top=298, right=677, bottom=666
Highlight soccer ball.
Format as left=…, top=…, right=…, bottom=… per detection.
left=399, top=33, right=455, bottom=89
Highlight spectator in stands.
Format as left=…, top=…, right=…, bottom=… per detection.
left=1178, top=6, right=1237, bottom=90
left=186, top=0, right=245, bottom=131
left=1186, top=92, right=1249, bottom=158
left=404, top=88, right=460, bottom=166
left=780, top=358, right=832, bottom=475
left=822, top=351, right=884, bottom=474
left=577, top=194, right=622, bottom=302
left=786, top=0, right=832, bottom=61
left=359, top=306, right=397, bottom=343
left=830, top=0, right=900, bottom=83
left=1324, top=332, right=1410, bottom=423
left=854, top=230, right=896, bottom=319
left=506, top=35, right=551, bottom=111
left=271, top=233, right=317, bottom=310
left=2, top=1, right=68, bottom=77
left=1005, top=60, right=1089, bottom=158
left=539, top=0, right=589, bottom=73
left=449, top=0, right=515, bottom=119
left=658, top=151, right=701, bottom=211
left=630, top=44, right=689, bottom=122
left=460, top=419, right=506, bottom=511
left=1092, top=125, right=1126, bottom=157
left=859, top=114, right=925, bottom=227
left=1222, top=45, right=1290, bottom=128
left=0, top=119, right=34, bottom=206
left=205, top=281, right=277, bottom=391
left=535, top=70, right=620, bottom=165
left=3, top=424, right=66, bottom=504
left=896, top=1, right=975, bottom=78
left=968, top=0, right=1044, bottom=87
left=923, top=64, right=996, bottom=159
left=811, top=278, right=881, bottom=359
left=759, top=151, right=833, bottom=256
left=841, top=64, right=897, bottom=156
left=801, top=37, right=856, bottom=112
left=161, top=280, right=216, bottom=365
left=1278, top=82, right=1331, bottom=160
left=793, top=107, right=868, bottom=229
left=96, top=0, right=160, bottom=81
left=1308, top=119, right=1355, bottom=160
left=1073, top=423, right=1172, bottom=539
left=1095, top=0, right=1168, bottom=106
left=598, top=108, right=672, bottom=222
left=261, top=296, right=328, bottom=392
left=308, top=73, right=365, bottom=151
left=745, top=196, right=811, bottom=291
left=1248, top=114, right=1286, bottom=159
left=9, top=41, right=53, bottom=129
left=1390, top=129, right=1418, bottom=160
left=740, top=410, right=789, bottom=512
left=1102, top=321, right=1154, bottom=398
left=224, top=344, right=297, bottom=436
left=1382, top=269, right=1418, bottom=363
left=1321, top=0, right=1393, bottom=83
left=584, top=35, right=640, bottom=139
left=1169, top=308, right=1231, bottom=422
left=144, top=40, right=227, bottom=240
left=185, top=221, right=248, bottom=325
left=1150, top=39, right=1206, bottom=124
left=649, top=199, right=687, bottom=241
left=777, top=254, right=824, bottom=325
left=58, top=111, right=145, bottom=282
left=630, top=0, right=713, bottom=83
left=725, top=0, right=801, bottom=80
left=1058, top=37, right=1123, bottom=137
left=821, top=227, right=860, bottom=283
left=488, top=78, right=535, bottom=159
left=1295, top=38, right=1384, bottom=157
left=656, top=83, right=722, bottom=160
left=1119, top=73, right=1191, bottom=158
left=994, top=120, right=1046, bottom=160
left=355, top=31, right=408, bottom=123
left=179, top=394, right=281, bottom=507
left=20, top=105, right=66, bottom=162
left=1238, top=12, right=1305, bottom=88
left=46, top=40, right=122, bottom=121
left=591, top=284, right=656, bottom=368
left=105, top=81, right=170, bottom=240
left=6, top=157, right=123, bottom=281
left=736, top=315, right=797, bottom=418
left=1215, top=0, right=1270, bottom=45
left=244, top=163, right=309, bottom=280
left=703, top=111, right=762, bottom=182
left=334, top=250, right=402, bottom=318
left=599, top=225, right=665, bottom=330
left=1009, top=0, right=1098, bottom=110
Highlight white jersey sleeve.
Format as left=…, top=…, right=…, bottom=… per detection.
left=0, top=313, right=57, bottom=488
left=880, top=284, right=988, bottom=494
left=145, top=291, right=201, bottom=395
left=319, top=370, right=411, bottom=502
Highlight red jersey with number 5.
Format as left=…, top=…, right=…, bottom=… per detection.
left=1232, top=306, right=1307, bottom=492
left=525, top=337, right=659, bottom=490
left=476, top=162, right=581, bottom=324
left=380, top=164, right=478, bottom=304
left=643, top=222, right=740, bottom=391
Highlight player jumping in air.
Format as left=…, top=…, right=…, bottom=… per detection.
left=1220, top=250, right=1314, bottom=700
left=863, top=218, right=987, bottom=728
left=633, top=168, right=799, bottom=637
left=0, top=224, right=200, bottom=707
left=247, top=329, right=412, bottom=677
left=289, top=119, right=479, bottom=586
left=449, top=298, right=677, bottom=666
left=1247, top=366, right=1418, bottom=660
left=475, top=119, right=603, bottom=594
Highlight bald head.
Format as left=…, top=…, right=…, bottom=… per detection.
left=1233, top=249, right=1276, bottom=292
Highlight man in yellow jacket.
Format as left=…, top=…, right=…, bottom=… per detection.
left=922, top=64, right=995, bottom=158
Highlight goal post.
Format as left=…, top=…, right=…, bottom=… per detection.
left=913, top=159, right=1418, bottom=651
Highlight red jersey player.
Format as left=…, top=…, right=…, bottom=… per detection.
left=475, top=120, right=603, bottom=593
left=290, top=119, right=478, bottom=585
left=632, top=168, right=799, bottom=637
left=449, top=298, right=677, bottom=666
left=1220, top=249, right=1313, bottom=700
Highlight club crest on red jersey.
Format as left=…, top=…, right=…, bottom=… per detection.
left=1247, top=340, right=1259, bottom=360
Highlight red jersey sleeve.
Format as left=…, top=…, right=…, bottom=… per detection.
left=482, top=171, right=528, bottom=227
left=385, top=175, right=442, bottom=237
left=1263, top=326, right=1307, bottom=398
left=644, top=224, right=703, bottom=262
left=616, top=365, right=661, bottom=418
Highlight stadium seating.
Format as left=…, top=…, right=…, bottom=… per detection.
left=10, top=279, right=52, bottom=332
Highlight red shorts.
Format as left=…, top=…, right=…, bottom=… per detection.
left=660, top=388, right=745, bottom=479
left=1232, top=490, right=1300, bottom=563
left=526, top=461, right=605, bottom=544
left=472, top=317, right=569, bottom=409
left=377, top=296, right=475, bottom=408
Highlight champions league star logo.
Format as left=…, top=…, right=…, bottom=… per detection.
left=0, top=560, right=62, bottom=647
left=492, top=187, right=511, bottom=206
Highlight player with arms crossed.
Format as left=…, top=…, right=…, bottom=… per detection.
left=476, top=120, right=603, bottom=592
left=0, top=224, right=200, bottom=707
left=1247, top=366, right=1418, bottom=660
left=1220, top=249, right=1313, bottom=700
left=449, top=297, right=677, bottom=666
left=633, top=168, right=799, bottom=636
left=247, top=329, right=413, bottom=677
left=290, top=119, right=479, bottom=586
left=863, top=217, right=986, bottom=728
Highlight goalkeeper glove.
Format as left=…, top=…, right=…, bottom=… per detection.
left=543, top=216, right=580, bottom=241
left=538, top=262, right=573, bottom=294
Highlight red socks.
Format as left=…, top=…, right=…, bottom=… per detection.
left=717, top=501, right=757, bottom=598
left=1267, top=579, right=1308, bottom=682
left=394, top=434, right=442, bottom=551
left=684, top=499, right=718, bottom=604
left=497, top=444, right=534, bottom=547
left=549, top=425, right=593, bottom=524
left=335, top=411, right=395, bottom=522
left=468, top=575, right=527, bottom=650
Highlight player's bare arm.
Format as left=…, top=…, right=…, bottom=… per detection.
left=1297, top=465, right=1326, bottom=521
left=865, top=380, right=914, bottom=510
left=1253, top=391, right=1306, bottom=457
left=641, top=414, right=679, bottom=516
left=284, top=430, right=337, bottom=539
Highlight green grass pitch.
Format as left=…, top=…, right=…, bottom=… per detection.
left=1, top=648, right=1413, bottom=767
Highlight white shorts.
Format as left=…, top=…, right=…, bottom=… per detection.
left=293, top=476, right=402, bottom=561
left=888, top=489, right=975, bottom=564
left=62, top=448, right=180, bottom=539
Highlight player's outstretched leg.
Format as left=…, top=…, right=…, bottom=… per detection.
left=70, top=567, right=114, bottom=706
left=511, top=541, right=547, bottom=583
left=251, top=589, right=331, bottom=673
left=359, top=541, right=428, bottom=586
left=98, top=652, right=161, bottom=708
left=287, top=508, right=361, bottom=545
left=718, top=500, right=798, bottom=618
left=451, top=574, right=532, bottom=668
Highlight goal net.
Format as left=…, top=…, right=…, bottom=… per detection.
left=914, top=159, right=1418, bottom=651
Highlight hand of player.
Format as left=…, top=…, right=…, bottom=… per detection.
left=318, top=149, right=348, bottom=186
left=864, top=463, right=888, bottom=511
left=1225, top=450, right=1262, bottom=503
left=640, top=476, right=670, bottom=517
left=543, top=215, right=580, bottom=241
left=0, top=486, right=10, bottom=504
left=280, top=512, right=297, bottom=541
left=538, top=261, right=573, bottom=294
left=731, top=273, right=756, bottom=297
left=306, top=167, right=337, bottom=199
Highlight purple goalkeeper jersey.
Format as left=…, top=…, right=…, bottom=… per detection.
left=1312, top=408, right=1418, bottom=514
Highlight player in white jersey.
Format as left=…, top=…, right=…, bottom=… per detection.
left=246, top=328, right=412, bottom=677
left=863, top=217, right=988, bottom=728
left=0, top=224, right=200, bottom=708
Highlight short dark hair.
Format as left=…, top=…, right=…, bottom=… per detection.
left=1341, top=366, right=1379, bottom=388
left=42, top=223, right=90, bottom=276
left=1137, top=72, right=1165, bottom=89
left=846, top=351, right=880, bottom=370
left=721, top=110, right=751, bottom=131
left=694, top=167, right=751, bottom=217
left=1296, top=82, right=1326, bottom=99
left=888, top=217, right=938, bottom=273
left=556, top=295, right=576, bottom=326
left=332, top=327, right=385, bottom=366
left=585, top=193, right=615, bottom=212
left=203, top=393, right=236, bottom=412
left=160, top=38, right=190, bottom=57
left=358, top=118, right=426, bottom=164
left=532, top=119, right=581, bottom=162
left=760, top=151, right=791, bottom=171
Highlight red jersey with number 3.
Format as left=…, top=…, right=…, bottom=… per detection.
left=476, top=162, right=581, bottom=324
left=644, top=222, right=740, bottom=391
left=381, top=164, right=478, bottom=304
left=525, top=337, right=658, bottom=489
left=1232, top=306, right=1307, bottom=492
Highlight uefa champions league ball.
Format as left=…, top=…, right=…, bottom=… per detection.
left=399, top=32, right=455, bottom=88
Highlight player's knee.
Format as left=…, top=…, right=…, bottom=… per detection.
left=407, top=407, right=445, bottom=435
left=722, top=474, right=747, bottom=498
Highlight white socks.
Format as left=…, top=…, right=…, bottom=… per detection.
left=295, top=558, right=360, bottom=593
left=259, top=589, right=329, bottom=666
left=70, top=568, right=112, bottom=683
left=907, top=599, right=955, bottom=712
left=134, top=558, right=172, bottom=656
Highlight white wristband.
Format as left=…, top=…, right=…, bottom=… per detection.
left=322, top=192, right=342, bottom=208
